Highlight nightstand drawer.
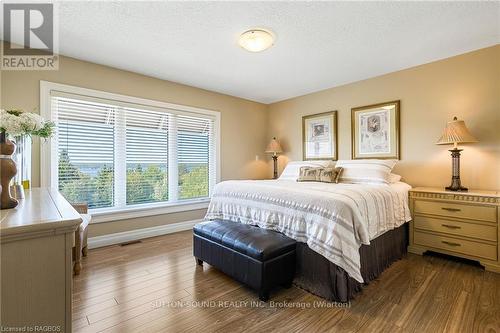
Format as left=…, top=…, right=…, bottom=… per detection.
left=414, top=231, right=497, bottom=261
left=414, top=216, right=497, bottom=242
left=414, top=200, right=496, bottom=222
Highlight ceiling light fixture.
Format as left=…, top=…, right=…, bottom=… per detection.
left=238, top=29, right=274, bottom=52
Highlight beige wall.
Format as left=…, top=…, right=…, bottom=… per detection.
left=1, top=55, right=269, bottom=237
left=267, top=45, right=500, bottom=191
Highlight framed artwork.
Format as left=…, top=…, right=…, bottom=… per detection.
left=351, top=100, right=400, bottom=159
left=302, top=111, right=338, bottom=160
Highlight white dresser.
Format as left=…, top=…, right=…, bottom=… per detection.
left=0, top=188, right=81, bottom=333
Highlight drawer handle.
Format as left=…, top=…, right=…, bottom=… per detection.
left=441, top=207, right=461, bottom=212
left=442, top=241, right=461, bottom=247
left=441, top=224, right=461, bottom=229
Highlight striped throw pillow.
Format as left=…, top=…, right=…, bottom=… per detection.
left=335, top=160, right=397, bottom=184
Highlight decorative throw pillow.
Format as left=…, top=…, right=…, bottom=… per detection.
left=319, top=167, right=343, bottom=183
left=297, top=166, right=322, bottom=182
left=334, top=167, right=343, bottom=183
left=279, top=160, right=334, bottom=181
left=297, top=166, right=343, bottom=183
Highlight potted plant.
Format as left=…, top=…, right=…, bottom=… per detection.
left=0, top=109, right=54, bottom=209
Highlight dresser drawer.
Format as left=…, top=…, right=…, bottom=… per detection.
left=414, top=200, right=497, bottom=222
left=414, top=231, right=497, bottom=260
left=414, top=216, right=497, bottom=242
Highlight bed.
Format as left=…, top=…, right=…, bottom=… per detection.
left=205, top=160, right=412, bottom=301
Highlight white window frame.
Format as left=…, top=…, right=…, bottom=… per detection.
left=40, top=81, right=221, bottom=223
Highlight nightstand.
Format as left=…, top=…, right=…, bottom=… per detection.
left=408, top=187, right=499, bottom=273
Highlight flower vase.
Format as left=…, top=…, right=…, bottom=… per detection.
left=0, top=131, right=19, bottom=209
left=11, top=135, right=31, bottom=199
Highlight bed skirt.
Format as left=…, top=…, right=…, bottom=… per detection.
left=294, top=223, right=408, bottom=302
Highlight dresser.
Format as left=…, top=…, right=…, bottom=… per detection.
left=408, top=187, right=499, bottom=273
left=0, top=188, right=82, bottom=332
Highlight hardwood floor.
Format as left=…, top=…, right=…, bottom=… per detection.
left=73, top=230, right=500, bottom=333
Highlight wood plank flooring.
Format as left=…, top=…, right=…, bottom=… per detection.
left=73, top=230, right=500, bottom=333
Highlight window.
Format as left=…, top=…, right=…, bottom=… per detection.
left=42, top=82, right=219, bottom=216
left=56, top=98, right=116, bottom=209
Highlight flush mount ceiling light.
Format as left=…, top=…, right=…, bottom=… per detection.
left=238, top=29, right=275, bottom=52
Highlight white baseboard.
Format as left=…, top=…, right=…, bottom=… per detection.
left=87, top=219, right=203, bottom=249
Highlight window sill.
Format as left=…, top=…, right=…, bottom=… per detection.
left=90, top=199, right=210, bottom=224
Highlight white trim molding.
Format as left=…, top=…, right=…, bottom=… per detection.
left=87, top=219, right=202, bottom=249
left=91, top=200, right=209, bottom=224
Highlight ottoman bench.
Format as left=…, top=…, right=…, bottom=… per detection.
left=193, top=220, right=296, bottom=301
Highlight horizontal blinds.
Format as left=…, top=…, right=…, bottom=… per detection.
left=54, top=97, right=115, bottom=209
left=51, top=92, right=217, bottom=211
left=124, top=107, right=169, bottom=205
left=50, top=90, right=216, bottom=121
left=177, top=114, right=213, bottom=200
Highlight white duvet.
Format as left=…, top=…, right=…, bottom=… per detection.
left=205, top=180, right=412, bottom=283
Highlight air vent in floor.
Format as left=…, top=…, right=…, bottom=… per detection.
left=120, top=240, right=142, bottom=246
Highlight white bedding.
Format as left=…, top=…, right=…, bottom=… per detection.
left=205, top=180, right=411, bottom=283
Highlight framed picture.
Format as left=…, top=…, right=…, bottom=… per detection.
left=302, top=111, right=338, bottom=160
left=351, top=100, right=400, bottom=159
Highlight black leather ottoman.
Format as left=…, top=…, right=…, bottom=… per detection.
left=193, top=220, right=296, bottom=301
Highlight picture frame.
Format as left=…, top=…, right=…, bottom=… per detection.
left=351, top=100, right=400, bottom=159
left=302, top=111, right=338, bottom=160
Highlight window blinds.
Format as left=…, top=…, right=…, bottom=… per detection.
left=55, top=97, right=115, bottom=209
left=51, top=92, right=217, bottom=211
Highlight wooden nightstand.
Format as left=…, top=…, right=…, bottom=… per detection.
left=408, top=187, right=499, bottom=273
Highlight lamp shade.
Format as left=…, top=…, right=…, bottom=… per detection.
left=265, top=137, right=283, bottom=154
left=436, top=117, right=478, bottom=145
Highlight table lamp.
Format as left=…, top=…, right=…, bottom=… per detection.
left=265, top=137, right=283, bottom=179
left=436, top=117, right=478, bottom=191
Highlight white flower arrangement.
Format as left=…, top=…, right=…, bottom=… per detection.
left=0, top=109, right=54, bottom=138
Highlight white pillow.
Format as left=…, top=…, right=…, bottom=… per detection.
left=279, top=160, right=334, bottom=181
left=335, top=159, right=397, bottom=184
left=388, top=173, right=402, bottom=183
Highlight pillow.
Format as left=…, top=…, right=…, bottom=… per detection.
left=279, top=160, right=334, bottom=181
left=297, top=167, right=322, bottom=182
left=335, top=159, right=397, bottom=184
left=389, top=173, right=402, bottom=183
left=319, top=167, right=343, bottom=183
left=297, top=166, right=343, bottom=183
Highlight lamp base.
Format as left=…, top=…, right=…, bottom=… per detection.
left=272, top=155, right=278, bottom=179
left=445, top=185, right=468, bottom=192
left=445, top=149, right=467, bottom=192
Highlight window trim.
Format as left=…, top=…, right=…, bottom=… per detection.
left=91, top=199, right=210, bottom=224
left=40, top=81, right=221, bottom=221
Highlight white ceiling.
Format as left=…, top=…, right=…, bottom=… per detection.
left=52, top=2, right=500, bottom=103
